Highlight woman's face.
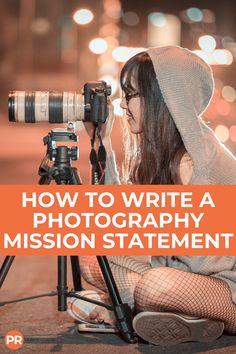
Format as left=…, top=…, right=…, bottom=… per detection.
left=120, top=89, right=142, bottom=134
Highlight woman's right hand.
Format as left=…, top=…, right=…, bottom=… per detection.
left=83, top=100, right=115, bottom=143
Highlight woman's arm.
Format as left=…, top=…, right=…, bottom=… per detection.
left=103, top=138, right=121, bottom=185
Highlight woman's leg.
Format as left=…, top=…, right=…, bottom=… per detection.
left=80, top=256, right=151, bottom=307
left=79, top=256, right=107, bottom=292
left=76, top=256, right=151, bottom=324
left=134, top=267, right=236, bottom=334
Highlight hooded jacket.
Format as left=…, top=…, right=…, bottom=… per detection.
left=105, top=46, right=236, bottom=303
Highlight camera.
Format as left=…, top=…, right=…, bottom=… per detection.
left=8, top=81, right=111, bottom=124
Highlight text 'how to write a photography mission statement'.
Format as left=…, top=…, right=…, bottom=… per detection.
left=0, top=185, right=235, bottom=256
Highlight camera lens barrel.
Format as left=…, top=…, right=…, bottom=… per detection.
left=8, top=82, right=111, bottom=124
left=25, top=91, right=35, bottom=123
left=8, top=91, right=84, bottom=123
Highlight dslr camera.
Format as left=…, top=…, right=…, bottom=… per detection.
left=8, top=81, right=111, bottom=124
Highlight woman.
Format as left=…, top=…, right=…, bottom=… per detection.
left=68, top=46, right=236, bottom=346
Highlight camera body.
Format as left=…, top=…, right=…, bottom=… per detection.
left=84, top=81, right=111, bottom=124
left=8, top=81, right=111, bottom=125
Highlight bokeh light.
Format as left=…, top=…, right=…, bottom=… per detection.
left=99, top=23, right=120, bottom=38
left=104, top=36, right=119, bottom=49
left=213, top=49, right=233, bottom=65
left=215, top=125, right=229, bottom=142
left=31, top=18, right=51, bottom=35
left=104, top=1, right=122, bottom=20
left=112, top=46, right=146, bottom=62
left=73, top=9, right=94, bottom=25
left=198, top=35, right=216, bottom=52
left=194, top=50, right=213, bottom=64
left=123, top=11, right=140, bottom=26
left=112, top=98, right=123, bottom=117
left=148, top=13, right=167, bottom=27
left=89, top=38, right=108, bottom=54
left=222, top=86, right=236, bottom=103
left=194, top=49, right=233, bottom=65
left=186, top=7, right=203, bottom=22
left=147, top=14, right=181, bottom=47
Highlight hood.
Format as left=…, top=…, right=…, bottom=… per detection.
left=147, top=45, right=216, bottom=182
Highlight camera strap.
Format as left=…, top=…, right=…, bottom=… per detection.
left=89, top=125, right=106, bottom=185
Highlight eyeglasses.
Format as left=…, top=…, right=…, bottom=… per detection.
left=124, top=91, right=140, bottom=104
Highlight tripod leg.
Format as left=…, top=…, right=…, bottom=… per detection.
left=0, top=256, right=15, bottom=288
left=57, top=256, right=68, bottom=311
left=70, top=256, right=82, bottom=291
left=69, top=168, right=82, bottom=185
left=97, top=256, right=137, bottom=343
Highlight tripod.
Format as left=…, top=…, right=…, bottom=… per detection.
left=0, top=128, right=136, bottom=343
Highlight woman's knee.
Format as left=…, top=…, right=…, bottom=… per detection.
left=134, top=267, right=185, bottom=309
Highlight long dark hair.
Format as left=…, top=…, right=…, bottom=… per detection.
left=120, top=51, right=186, bottom=184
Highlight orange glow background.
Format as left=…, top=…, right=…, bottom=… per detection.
left=0, top=0, right=235, bottom=184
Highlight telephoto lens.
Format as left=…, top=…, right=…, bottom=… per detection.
left=8, top=82, right=111, bottom=125
left=8, top=91, right=84, bottom=124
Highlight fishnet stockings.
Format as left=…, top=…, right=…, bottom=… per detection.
left=135, top=267, right=236, bottom=334
left=80, top=256, right=149, bottom=307
left=80, top=256, right=236, bottom=334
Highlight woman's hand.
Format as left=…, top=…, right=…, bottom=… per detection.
left=83, top=100, right=115, bottom=142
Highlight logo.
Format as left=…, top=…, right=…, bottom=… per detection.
left=4, top=330, right=24, bottom=350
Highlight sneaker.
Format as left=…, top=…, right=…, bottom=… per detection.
left=132, top=312, right=224, bottom=346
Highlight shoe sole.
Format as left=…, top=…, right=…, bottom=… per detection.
left=132, top=312, right=224, bottom=346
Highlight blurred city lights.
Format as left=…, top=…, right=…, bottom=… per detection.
left=222, top=86, right=236, bottom=103
left=148, top=14, right=181, bottom=46
left=229, top=126, right=236, bottom=142
left=194, top=49, right=233, bottom=65
left=31, top=18, right=51, bottom=35
left=198, top=35, right=216, bottom=52
left=104, top=36, right=119, bottom=49
left=73, top=9, right=94, bottom=25
left=112, top=46, right=146, bottom=62
left=99, top=23, right=120, bottom=37
left=122, top=11, right=140, bottom=26
left=112, top=98, right=123, bottom=116
left=148, top=12, right=167, bottom=27
left=193, top=50, right=212, bottom=64
left=104, top=0, right=122, bottom=20
left=213, top=49, right=233, bottom=65
left=215, top=125, right=229, bottom=142
left=89, top=38, right=108, bottom=54
left=186, top=7, right=203, bottom=22
left=99, top=75, right=118, bottom=96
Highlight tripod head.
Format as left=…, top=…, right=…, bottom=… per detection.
left=39, top=123, right=82, bottom=185
left=39, top=120, right=107, bottom=185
